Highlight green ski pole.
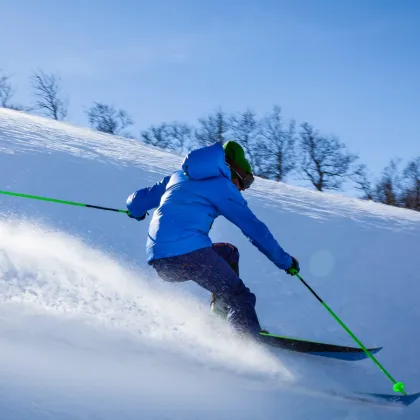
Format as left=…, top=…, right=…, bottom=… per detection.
left=0, top=190, right=129, bottom=214
left=290, top=270, right=406, bottom=396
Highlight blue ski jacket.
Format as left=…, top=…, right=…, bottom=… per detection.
left=126, top=142, right=292, bottom=270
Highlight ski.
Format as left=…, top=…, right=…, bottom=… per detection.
left=259, top=332, right=382, bottom=361
left=326, top=389, right=420, bottom=407
left=282, top=384, right=420, bottom=407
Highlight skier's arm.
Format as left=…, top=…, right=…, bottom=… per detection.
left=213, top=182, right=293, bottom=270
left=126, top=176, right=170, bottom=218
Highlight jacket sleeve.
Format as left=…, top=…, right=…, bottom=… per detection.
left=126, top=176, right=171, bottom=217
left=213, top=181, right=293, bottom=270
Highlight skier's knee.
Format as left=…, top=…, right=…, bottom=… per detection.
left=229, top=244, right=240, bottom=264
left=212, top=242, right=240, bottom=264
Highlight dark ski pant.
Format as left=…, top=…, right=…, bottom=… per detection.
left=151, top=243, right=261, bottom=337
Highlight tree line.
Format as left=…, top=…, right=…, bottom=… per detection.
left=1, top=69, right=419, bottom=212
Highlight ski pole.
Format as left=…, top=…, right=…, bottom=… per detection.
left=0, top=190, right=128, bottom=214
left=290, top=270, right=406, bottom=396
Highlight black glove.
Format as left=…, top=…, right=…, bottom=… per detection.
left=127, top=211, right=148, bottom=221
left=285, top=256, right=300, bottom=276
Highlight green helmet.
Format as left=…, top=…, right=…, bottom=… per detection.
left=223, top=141, right=252, bottom=174
left=223, top=141, right=254, bottom=189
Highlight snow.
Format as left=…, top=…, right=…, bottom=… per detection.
left=0, top=108, right=419, bottom=419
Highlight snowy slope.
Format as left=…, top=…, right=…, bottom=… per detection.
left=0, top=108, right=419, bottom=419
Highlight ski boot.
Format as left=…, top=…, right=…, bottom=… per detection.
left=210, top=293, right=229, bottom=320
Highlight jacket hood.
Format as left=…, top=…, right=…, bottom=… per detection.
left=181, top=142, right=231, bottom=181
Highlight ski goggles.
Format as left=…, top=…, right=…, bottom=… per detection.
left=228, top=162, right=255, bottom=190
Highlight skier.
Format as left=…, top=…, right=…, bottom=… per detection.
left=126, top=140, right=299, bottom=339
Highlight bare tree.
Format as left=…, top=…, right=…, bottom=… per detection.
left=141, top=123, right=171, bottom=149
left=0, top=72, right=28, bottom=111
left=31, top=70, right=68, bottom=120
left=195, top=110, right=230, bottom=147
left=0, top=71, right=14, bottom=108
left=229, top=109, right=259, bottom=170
left=401, top=157, right=420, bottom=210
left=374, top=159, right=402, bottom=207
left=256, top=106, right=296, bottom=181
left=86, top=102, right=133, bottom=135
left=141, top=122, right=194, bottom=153
left=167, top=122, right=194, bottom=153
left=351, top=163, right=374, bottom=200
left=299, top=123, right=358, bottom=191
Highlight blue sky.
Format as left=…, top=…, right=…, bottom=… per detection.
left=2, top=0, right=419, bottom=179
